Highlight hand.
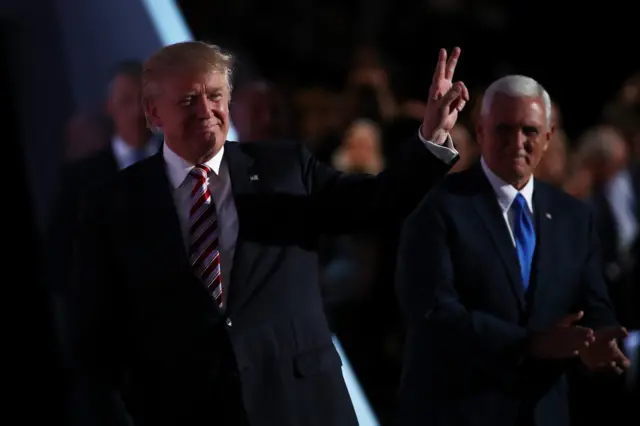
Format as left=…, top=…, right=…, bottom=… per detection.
left=421, top=47, right=470, bottom=144
left=579, top=326, right=631, bottom=374
left=529, top=311, right=595, bottom=359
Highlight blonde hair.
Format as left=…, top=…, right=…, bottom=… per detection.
left=142, top=41, right=234, bottom=100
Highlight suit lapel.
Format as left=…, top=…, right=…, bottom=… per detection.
left=471, top=165, right=526, bottom=311
left=527, top=185, right=556, bottom=312
left=138, top=154, right=221, bottom=308
left=223, top=142, right=268, bottom=314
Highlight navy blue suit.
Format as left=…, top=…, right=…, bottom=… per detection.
left=395, top=162, right=618, bottom=426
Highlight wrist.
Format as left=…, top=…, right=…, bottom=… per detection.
left=421, top=127, right=448, bottom=145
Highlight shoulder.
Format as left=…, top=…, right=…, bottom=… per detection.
left=64, top=147, right=114, bottom=176
left=415, top=166, right=482, bottom=211
left=536, top=179, right=594, bottom=220
left=229, top=140, right=301, bottom=158
left=535, top=180, right=597, bottom=240
left=58, top=147, right=118, bottom=195
left=81, top=152, right=154, bottom=211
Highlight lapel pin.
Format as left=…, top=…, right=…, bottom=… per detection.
left=250, top=174, right=259, bottom=181
left=545, top=212, right=552, bottom=220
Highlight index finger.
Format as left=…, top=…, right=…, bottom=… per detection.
left=445, top=47, right=461, bottom=80
left=432, top=48, right=447, bottom=84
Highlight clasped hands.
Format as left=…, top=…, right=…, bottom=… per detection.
left=529, top=311, right=631, bottom=374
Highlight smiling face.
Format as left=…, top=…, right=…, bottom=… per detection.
left=145, top=69, right=230, bottom=164
left=476, top=93, right=552, bottom=188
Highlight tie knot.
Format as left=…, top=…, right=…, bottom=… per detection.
left=190, top=164, right=212, bottom=179
left=513, top=193, right=528, bottom=212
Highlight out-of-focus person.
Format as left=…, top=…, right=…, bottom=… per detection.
left=332, top=119, right=385, bottom=175
left=534, top=128, right=568, bottom=187
left=346, top=45, right=399, bottom=123
left=602, top=72, right=640, bottom=147
left=46, top=60, right=161, bottom=296
left=574, top=126, right=638, bottom=326
left=63, top=110, right=110, bottom=164
left=568, top=124, right=639, bottom=426
left=230, top=79, right=291, bottom=142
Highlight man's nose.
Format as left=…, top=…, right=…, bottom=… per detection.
left=507, top=129, right=527, bottom=149
left=194, top=96, right=214, bottom=118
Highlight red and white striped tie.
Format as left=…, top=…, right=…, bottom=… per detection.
left=188, top=164, right=223, bottom=308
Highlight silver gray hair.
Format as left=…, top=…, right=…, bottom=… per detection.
left=481, top=75, right=552, bottom=129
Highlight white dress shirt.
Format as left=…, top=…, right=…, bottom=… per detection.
left=604, top=169, right=638, bottom=253
left=417, top=133, right=459, bottom=164
left=163, top=143, right=239, bottom=304
left=162, top=133, right=456, bottom=301
left=480, top=158, right=535, bottom=246
left=111, top=135, right=160, bottom=170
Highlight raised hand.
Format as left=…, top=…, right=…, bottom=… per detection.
left=421, top=47, right=470, bottom=144
left=529, top=311, right=595, bottom=359
left=579, top=326, right=630, bottom=374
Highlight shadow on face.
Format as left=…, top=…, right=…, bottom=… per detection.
left=145, top=69, right=231, bottom=164
left=476, top=93, right=552, bottom=188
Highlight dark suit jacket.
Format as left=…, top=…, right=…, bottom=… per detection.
left=46, top=147, right=119, bottom=295
left=395, top=163, right=618, bottom=426
left=67, top=137, right=455, bottom=426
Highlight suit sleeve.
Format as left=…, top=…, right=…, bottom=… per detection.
left=395, top=198, right=529, bottom=382
left=301, top=135, right=458, bottom=234
left=65, top=191, right=133, bottom=426
left=580, top=210, right=619, bottom=328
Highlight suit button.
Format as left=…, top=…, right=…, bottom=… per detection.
left=225, top=318, right=233, bottom=327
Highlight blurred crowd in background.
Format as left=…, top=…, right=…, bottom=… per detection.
left=27, top=0, right=639, bottom=424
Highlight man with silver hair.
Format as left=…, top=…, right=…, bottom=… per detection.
left=395, top=74, right=629, bottom=426
left=66, top=42, right=468, bottom=426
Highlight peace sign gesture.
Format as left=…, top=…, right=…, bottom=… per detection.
left=420, top=47, right=469, bottom=144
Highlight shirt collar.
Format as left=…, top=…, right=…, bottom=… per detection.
left=480, top=157, right=534, bottom=214
left=163, top=141, right=225, bottom=189
left=111, top=134, right=160, bottom=168
left=112, top=134, right=159, bottom=157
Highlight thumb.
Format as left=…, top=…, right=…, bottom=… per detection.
left=439, top=82, right=462, bottom=108
left=556, top=311, right=584, bottom=327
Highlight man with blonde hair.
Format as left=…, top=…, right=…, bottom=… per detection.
left=67, top=41, right=468, bottom=425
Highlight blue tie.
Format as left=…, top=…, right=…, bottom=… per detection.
left=512, top=194, right=536, bottom=290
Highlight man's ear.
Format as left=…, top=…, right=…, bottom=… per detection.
left=143, top=97, right=162, bottom=130
left=542, top=125, right=555, bottom=152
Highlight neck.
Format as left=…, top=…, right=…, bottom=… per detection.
left=510, top=175, right=531, bottom=190
left=165, top=139, right=223, bottom=165
left=117, top=128, right=151, bottom=149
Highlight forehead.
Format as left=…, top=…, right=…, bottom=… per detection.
left=487, top=93, right=546, bottom=126
left=159, top=69, right=227, bottom=95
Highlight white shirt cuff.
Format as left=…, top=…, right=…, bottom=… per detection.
left=417, top=130, right=458, bottom=164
